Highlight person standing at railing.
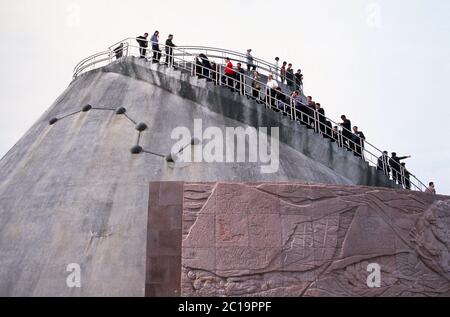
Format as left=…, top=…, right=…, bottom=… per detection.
left=235, top=63, right=245, bottom=95
left=275, top=87, right=287, bottom=112
left=315, top=103, right=326, bottom=134
left=136, top=33, right=149, bottom=58
left=199, top=54, right=213, bottom=81
left=400, top=163, right=411, bottom=190
left=324, top=120, right=333, bottom=140
left=195, top=55, right=203, bottom=78
left=165, top=34, right=176, bottom=67
left=389, top=153, right=411, bottom=184
left=425, top=182, right=436, bottom=194
left=113, top=43, right=124, bottom=60
left=298, top=96, right=311, bottom=126
left=280, top=62, right=287, bottom=84
left=340, top=115, right=352, bottom=149
left=290, top=91, right=301, bottom=119
left=332, top=126, right=342, bottom=147
left=251, top=71, right=262, bottom=103
left=304, top=96, right=316, bottom=128
left=295, top=69, right=304, bottom=93
left=294, top=91, right=306, bottom=120
left=273, top=57, right=280, bottom=81
left=377, top=151, right=391, bottom=177
left=223, top=57, right=235, bottom=91
left=246, top=49, right=256, bottom=73
left=352, top=126, right=366, bottom=158
left=266, top=75, right=279, bottom=108
left=151, top=31, right=161, bottom=63
left=286, top=64, right=294, bottom=89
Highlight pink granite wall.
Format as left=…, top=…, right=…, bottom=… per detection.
left=146, top=182, right=183, bottom=297
left=181, top=183, right=450, bottom=297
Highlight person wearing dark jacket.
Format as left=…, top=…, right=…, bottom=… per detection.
left=315, top=103, right=326, bottom=134
left=377, top=151, right=391, bottom=177
left=165, top=34, right=176, bottom=66
left=113, top=43, right=124, bottom=60
left=400, top=163, right=411, bottom=190
left=306, top=98, right=316, bottom=128
left=294, top=69, right=303, bottom=92
left=136, top=33, right=149, bottom=58
left=195, top=56, right=203, bottom=78
left=324, top=120, right=333, bottom=140
left=389, top=153, right=411, bottom=183
left=235, top=63, right=245, bottom=94
left=199, top=54, right=213, bottom=80
left=286, top=64, right=294, bottom=88
left=352, top=126, right=366, bottom=158
left=340, top=115, right=352, bottom=149
left=332, top=126, right=341, bottom=146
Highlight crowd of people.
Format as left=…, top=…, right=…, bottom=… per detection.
left=128, top=32, right=437, bottom=194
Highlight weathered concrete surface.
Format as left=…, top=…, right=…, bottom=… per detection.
left=182, top=183, right=450, bottom=297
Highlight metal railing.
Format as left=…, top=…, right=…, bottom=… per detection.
left=72, top=37, right=428, bottom=192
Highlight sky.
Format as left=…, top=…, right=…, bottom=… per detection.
left=0, top=0, right=449, bottom=194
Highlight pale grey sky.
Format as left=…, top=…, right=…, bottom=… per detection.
left=0, top=0, right=449, bottom=193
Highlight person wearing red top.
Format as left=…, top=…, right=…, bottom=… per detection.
left=223, top=57, right=235, bottom=90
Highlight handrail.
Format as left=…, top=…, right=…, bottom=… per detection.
left=72, top=37, right=428, bottom=192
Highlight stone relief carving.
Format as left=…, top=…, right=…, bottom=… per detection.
left=181, top=183, right=450, bottom=297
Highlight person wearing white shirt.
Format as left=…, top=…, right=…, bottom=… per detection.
left=273, top=57, right=280, bottom=81
left=266, top=75, right=279, bottom=107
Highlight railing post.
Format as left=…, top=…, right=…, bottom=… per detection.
left=291, top=100, right=295, bottom=121
left=314, top=111, right=319, bottom=133
left=215, top=64, right=219, bottom=85
left=360, top=139, right=365, bottom=161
